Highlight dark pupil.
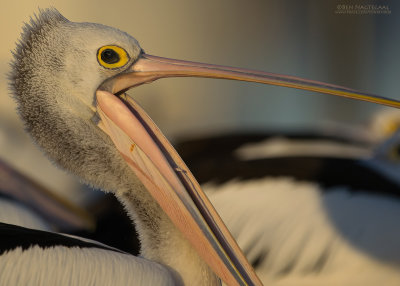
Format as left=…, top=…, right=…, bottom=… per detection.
left=101, top=49, right=120, bottom=64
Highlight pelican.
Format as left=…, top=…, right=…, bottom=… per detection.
left=3, top=8, right=400, bottom=285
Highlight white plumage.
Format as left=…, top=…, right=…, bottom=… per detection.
left=207, top=178, right=400, bottom=285
left=2, top=175, right=400, bottom=285
left=0, top=245, right=175, bottom=286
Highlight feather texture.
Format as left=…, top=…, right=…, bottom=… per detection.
left=206, top=178, right=400, bottom=285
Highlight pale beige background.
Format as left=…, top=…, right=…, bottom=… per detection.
left=0, top=1, right=399, bottom=202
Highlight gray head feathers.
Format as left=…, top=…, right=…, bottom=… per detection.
left=10, top=8, right=69, bottom=123
left=11, top=7, right=68, bottom=68
left=11, top=8, right=68, bottom=66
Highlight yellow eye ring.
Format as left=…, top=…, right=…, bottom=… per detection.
left=97, top=45, right=130, bottom=69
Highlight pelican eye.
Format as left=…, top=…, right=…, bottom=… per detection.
left=101, top=49, right=119, bottom=64
left=97, top=45, right=130, bottom=69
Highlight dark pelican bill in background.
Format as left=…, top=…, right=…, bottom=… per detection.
left=96, top=53, right=400, bottom=286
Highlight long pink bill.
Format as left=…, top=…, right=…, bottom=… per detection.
left=96, top=90, right=262, bottom=286
left=101, top=53, right=400, bottom=109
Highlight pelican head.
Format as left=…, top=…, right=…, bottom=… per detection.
left=10, top=10, right=144, bottom=192
left=9, top=8, right=400, bottom=286
left=12, top=10, right=141, bottom=116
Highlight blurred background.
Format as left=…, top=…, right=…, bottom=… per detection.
left=0, top=0, right=399, bottom=203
